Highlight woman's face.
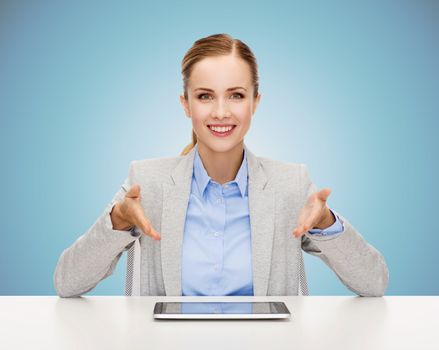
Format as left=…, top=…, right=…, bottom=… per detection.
left=180, top=54, right=261, bottom=154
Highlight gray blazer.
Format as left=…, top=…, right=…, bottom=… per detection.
left=54, top=143, right=389, bottom=298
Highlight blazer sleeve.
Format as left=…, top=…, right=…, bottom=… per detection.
left=53, top=161, right=140, bottom=298
left=299, top=165, right=389, bottom=297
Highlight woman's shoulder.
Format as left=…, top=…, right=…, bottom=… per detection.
left=129, top=156, right=183, bottom=174
left=256, top=155, right=309, bottom=181
left=130, top=154, right=183, bottom=169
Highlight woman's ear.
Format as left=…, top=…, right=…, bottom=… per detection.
left=252, top=93, right=261, bottom=115
left=179, top=95, right=191, bottom=118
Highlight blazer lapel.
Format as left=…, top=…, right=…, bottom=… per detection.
left=160, top=143, right=275, bottom=296
left=246, top=146, right=275, bottom=296
left=160, top=146, right=196, bottom=296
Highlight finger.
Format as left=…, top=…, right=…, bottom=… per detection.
left=317, top=188, right=331, bottom=202
left=293, top=218, right=318, bottom=237
left=296, top=226, right=304, bottom=237
left=308, top=194, right=330, bottom=225
left=304, top=214, right=319, bottom=231
left=126, top=184, right=141, bottom=199
left=292, top=226, right=299, bottom=237
left=292, top=225, right=305, bottom=238
left=297, top=213, right=318, bottom=234
left=150, top=227, right=162, bottom=241
left=138, top=218, right=161, bottom=240
left=303, top=223, right=312, bottom=232
left=144, top=219, right=161, bottom=240
left=134, top=209, right=161, bottom=240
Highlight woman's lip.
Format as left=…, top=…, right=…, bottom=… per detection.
left=207, top=125, right=237, bottom=137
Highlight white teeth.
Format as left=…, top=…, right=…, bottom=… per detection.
left=209, top=125, right=234, bottom=132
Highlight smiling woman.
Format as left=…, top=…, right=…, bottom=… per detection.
left=179, top=34, right=260, bottom=169
left=54, top=33, right=389, bottom=298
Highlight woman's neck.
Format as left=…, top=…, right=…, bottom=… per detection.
left=197, top=142, right=244, bottom=185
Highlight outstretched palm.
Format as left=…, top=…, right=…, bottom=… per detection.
left=292, top=188, right=332, bottom=238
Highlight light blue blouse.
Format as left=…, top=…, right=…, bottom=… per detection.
left=181, top=145, right=343, bottom=296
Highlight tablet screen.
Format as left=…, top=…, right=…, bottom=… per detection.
left=154, top=302, right=289, bottom=315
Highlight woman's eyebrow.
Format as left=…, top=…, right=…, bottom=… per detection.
left=194, top=86, right=247, bottom=92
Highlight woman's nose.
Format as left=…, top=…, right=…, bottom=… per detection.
left=211, top=99, right=231, bottom=119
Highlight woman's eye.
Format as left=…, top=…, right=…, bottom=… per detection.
left=198, top=93, right=211, bottom=100
left=197, top=93, right=244, bottom=100
left=231, top=93, right=244, bottom=99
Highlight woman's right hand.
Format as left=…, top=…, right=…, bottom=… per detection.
left=110, top=184, right=161, bottom=240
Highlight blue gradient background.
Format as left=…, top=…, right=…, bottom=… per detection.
left=1, top=0, right=438, bottom=296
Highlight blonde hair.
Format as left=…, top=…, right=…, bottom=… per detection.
left=180, top=33, right=259, bottom=156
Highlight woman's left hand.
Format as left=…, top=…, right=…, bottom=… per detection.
left=292, top=188, right=336, bottom=238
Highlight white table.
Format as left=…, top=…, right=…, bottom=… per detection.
left=0, top=296, right=437, bottom=350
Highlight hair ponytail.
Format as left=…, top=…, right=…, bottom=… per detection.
left=180, top=129, right=198, bottom=156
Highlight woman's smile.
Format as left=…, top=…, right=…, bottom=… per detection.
left=207, top=124, right=237, bottom=137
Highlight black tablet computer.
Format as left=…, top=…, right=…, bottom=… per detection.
left=153, top=301, right=291, bottom=320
